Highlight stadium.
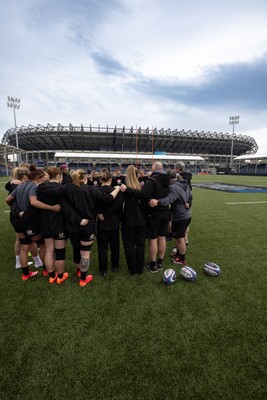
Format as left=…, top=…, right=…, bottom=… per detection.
left=1, top=123, right=264, bottom=175
left=1, top=125, right=267, bottom=400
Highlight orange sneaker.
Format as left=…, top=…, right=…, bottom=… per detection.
left=79, top=274, right=93, bottom=287
left=57, top=272, right=69, bottom=284
left=49, top=274, right=58, bottom=284
left=42, top=270, right=49, bottom=277
left=22, top=271, right=38, bottom=281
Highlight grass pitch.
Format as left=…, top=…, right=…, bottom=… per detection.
left=0, top=174, right=267, bottom=400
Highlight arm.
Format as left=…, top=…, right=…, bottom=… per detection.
left=120, top=179, right=154, bottom=200
left=30, top=196, right=61, bottom=212
left=5, top=194, right=15, bottom=206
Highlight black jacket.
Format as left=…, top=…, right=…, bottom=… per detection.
left=125, top=170, right=170, bottom=212
left=96, top=186, right=124, bottom=230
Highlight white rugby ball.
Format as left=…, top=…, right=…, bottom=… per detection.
left=180, top=266, right=197, bottom=281
left=163, top=268, right=176, bottom=285
left=204, top=262, right=221, bottom=277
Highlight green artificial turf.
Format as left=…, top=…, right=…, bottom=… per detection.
left=0, top=175, right=266, bottom=400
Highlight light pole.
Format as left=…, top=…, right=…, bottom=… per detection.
left=7, top=96, right=21, bottom=164
left=229, top=115, right=239, bottom=171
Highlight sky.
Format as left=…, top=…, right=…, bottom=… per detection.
left=1, top=0, right=267, bottom=155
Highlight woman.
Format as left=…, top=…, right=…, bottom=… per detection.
left=37, top=167, right=68, bottom=284
left=96, top=171, right=124, bottom=277
left=43, top=169, right=121, bottom=286
left=5, top=166, right=43, bottom=270
left=149, top=170, right=192, bottom=266
left=120, top=165, right=147, bottom=275
left=5, top=165, right=61, bottom=281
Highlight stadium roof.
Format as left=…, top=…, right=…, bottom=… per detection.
left=55, top=152, right=204, bottom=161
left=234, top=154, right=267, bottom=160
left=0, top=143, right=20, bottom=158
left=2, top=124, right=258, bottom=156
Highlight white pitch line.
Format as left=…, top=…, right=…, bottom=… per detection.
left=225, top=201, right=267, bottom=205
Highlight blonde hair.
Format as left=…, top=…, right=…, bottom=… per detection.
left=71, top=169, right=87, bottom=186
left=11, top=166, right=29, bottom=180
left=126, top=165, right=141, bottom=190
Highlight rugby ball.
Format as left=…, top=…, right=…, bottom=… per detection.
left=180, top=266, right=197, bottom=281
left=163, top=269, right=176, bottom=285
left=204, top=262, right=221, bottom=277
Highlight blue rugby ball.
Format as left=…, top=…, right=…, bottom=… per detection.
left=180, top=266, right=197, bottom=281
left=204, top=262, right=221, bottom=277
left=163, top=268, right=176, bottom=285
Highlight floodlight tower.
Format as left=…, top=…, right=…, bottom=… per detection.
left=7, top=96, right=21, bottom=164
left=229, top=115, right=239, bottom=171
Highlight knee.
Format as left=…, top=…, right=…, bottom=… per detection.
left=80, top=257, right=90, bottom=272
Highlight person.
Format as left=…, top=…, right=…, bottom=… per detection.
left=37, top=167, right=68, bottom=284
left=175, top=162, right=193, bottom=245
left=5, top=165, right=61, bottom=281
left=138, top=169, right=148, bottom=186
left=96, top=171, right=124, bottom=277
left=60, top=164, right=72, bottom=184
left=5, top=167, right=43, bottom=270
left=120, top=165, right=147, bottom=275
left=121, top=162, right=170, bottom=273
left=42, top=169, right=121, bottom=286
left=149, top=170, right=192, bottom=266
left=112, top=168, right=125, bottom=187
left=88, top=170, right=101, bottom=187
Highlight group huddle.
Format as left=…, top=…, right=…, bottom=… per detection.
left=5, top=161, right=193, bottom=287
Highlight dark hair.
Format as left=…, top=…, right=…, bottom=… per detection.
left=46, top=167, right=62, bottom=180
left=168, top=169, right=177, bottom=180
left=28, top=165, right=45, bottom=181
left=100, top=171, right=112, bottom=182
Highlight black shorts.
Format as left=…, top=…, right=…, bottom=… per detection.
left=147, top=210, right=169, bottom=239
left=43, top=232, right=68, bottom=240
left=172, top=218, right=191, bottom=239
left=13, top=218, right=40, bottom=237
left=69, top=224, right=96, bottom=243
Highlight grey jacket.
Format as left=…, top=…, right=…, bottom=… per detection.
left=158, top=179, right=192, bottom=221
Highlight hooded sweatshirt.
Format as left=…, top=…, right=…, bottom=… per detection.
left=158, top=179, right=192, bottom=221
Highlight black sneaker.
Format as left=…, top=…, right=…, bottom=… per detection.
left=99, top=270, right=108, bottom=277
left=157, top=263, right=163, bottom=271
left=144, top=263, right=158, bottom=273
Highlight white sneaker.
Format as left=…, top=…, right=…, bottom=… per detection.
left=28, top=261, right=33, bottom=266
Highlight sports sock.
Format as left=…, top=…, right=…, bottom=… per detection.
left=43, top=264, right=47, bottom=271
left=179, top=254, right=185, bottom=261
left=80, top=271, right=87, bottom=281
left=49, top=271, right=56, bottom=278
left=157, top=258, right=163, bottom=265
left=58, top=273, right=63, bottom=279
left=22, top=266, right=29, bottom=276
left=33, top=256, right=43, bottom=267
left=150, top=261, right=156, bottom=268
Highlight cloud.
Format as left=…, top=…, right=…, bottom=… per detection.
left=91, top=52, right=129, bottom=75
left=132, top=53, right=267, bottom=110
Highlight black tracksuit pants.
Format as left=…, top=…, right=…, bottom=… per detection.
left=97, top=228, right=120, bottom=272
left=121, top=225, right=146, bottom=275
